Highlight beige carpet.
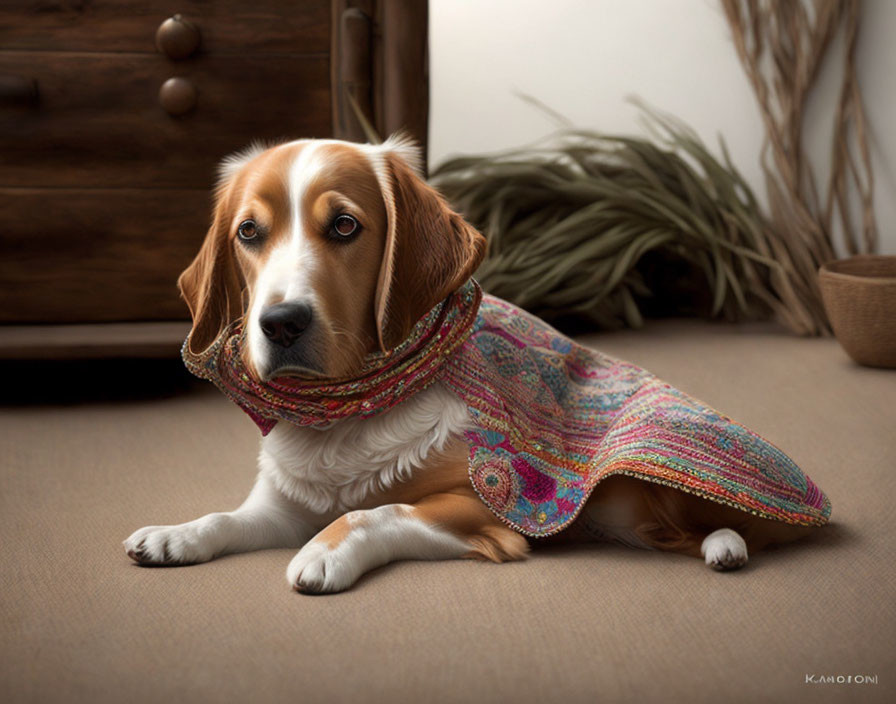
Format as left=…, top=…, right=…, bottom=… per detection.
left=1, top=320, right=893, bottom=704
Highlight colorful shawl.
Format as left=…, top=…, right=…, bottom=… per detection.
left=184, top=280, right=831, bottom=538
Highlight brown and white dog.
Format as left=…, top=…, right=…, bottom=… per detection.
left=124, top=136, right=810, bottom=593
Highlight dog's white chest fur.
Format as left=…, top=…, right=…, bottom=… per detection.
left=257, top=382, right=470, bottom=517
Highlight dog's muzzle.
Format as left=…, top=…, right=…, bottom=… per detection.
left=256, top=300, right=324, bottom=378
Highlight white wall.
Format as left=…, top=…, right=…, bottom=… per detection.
left=429, top=0, right=896, bottom=254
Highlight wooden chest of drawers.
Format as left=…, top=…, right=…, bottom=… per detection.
left=0, top=0, right=427, bottom=355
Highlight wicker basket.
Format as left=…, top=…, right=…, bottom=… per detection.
left=819, top=255, right=896, bottom=368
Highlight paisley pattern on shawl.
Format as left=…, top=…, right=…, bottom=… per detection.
left=440, top=295, right=831, bottom=537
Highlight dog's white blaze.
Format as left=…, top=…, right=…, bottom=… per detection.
left=246, top=241, right=318, bottom=376
left=246, top=143, right=328, bottom=377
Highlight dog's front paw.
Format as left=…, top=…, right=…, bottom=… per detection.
left=286, top=542, right=360, bottom=594
left=701, top=528, right=748, bottom=571
left=124, top=521, right=218, bottom=565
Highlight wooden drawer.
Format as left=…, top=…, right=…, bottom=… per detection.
left=0, top=188, right=210, bottom=323
left=2, top=1, right=329, bottom=54
left=0, top=52, right=331, bottom=188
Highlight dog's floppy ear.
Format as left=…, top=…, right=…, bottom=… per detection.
left=374, top=138, right=486, bottom=350
left=178, top=183, right=244, bottom=355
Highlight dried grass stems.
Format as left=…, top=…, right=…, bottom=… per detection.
left=722, top=0, right=876, bottom=334
left=431, top=104, right=801, bottom=331
left=431, top=1, right=874, bottom=336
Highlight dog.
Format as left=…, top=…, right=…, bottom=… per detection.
left=124, top=135, right=818, bottom=593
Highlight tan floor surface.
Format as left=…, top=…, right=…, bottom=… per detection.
left=1, top=320, right=894, bottom=704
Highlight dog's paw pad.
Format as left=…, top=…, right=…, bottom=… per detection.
left=701, top=528, right=748, bottom=571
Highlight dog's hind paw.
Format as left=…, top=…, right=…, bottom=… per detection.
left=701, top=528, right=748, bottom=571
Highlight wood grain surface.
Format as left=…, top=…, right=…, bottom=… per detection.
left=1, top=0, right=329, bottom=55
left=0, top=52, right=331, bottom=189
left=0, top=321, right=190, bottom=359
left=0, top=188, right=212, bottom=323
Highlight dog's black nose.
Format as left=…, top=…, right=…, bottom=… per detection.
left=259, top=302, right=313, bottom=348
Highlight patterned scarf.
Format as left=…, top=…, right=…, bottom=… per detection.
left=183, top=279, right=831, bottom=537
left=182, top=280, right=482, bottom=434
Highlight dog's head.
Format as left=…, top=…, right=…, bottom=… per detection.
left=178, top=136, right=486, bottom=380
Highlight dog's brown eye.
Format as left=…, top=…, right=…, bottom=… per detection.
left=237, top=219, right=258, bottom=241
left=332, top=214, right=359, bottom=238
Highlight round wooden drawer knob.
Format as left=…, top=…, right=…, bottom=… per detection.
left=156, top=14, right=201, bottom=60
left=159, top=77, right=197, bottom=116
